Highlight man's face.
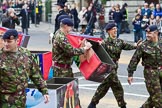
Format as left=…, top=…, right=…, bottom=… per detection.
left=3, top=38, right=18, bottom=52
left=146, top=31, right=158, bottom=41
left=108, top=27, right=117, bottom=39
left=65, top=25, right=73, bottom=34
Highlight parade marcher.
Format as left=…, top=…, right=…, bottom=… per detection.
left=52, top=18, right=92, bottom=77
left=54, top=2, right=68, bottom=34
left=1, top=8, right=20, bottom=29
left=52, top=18, right=92, bottom=108
left=0, top=29, right=50, bottom=108
left=88, top=23, right=139, bottom=108
left=127, top=25, right=162, bottom=108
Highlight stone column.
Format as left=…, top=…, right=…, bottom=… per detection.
left=42, top=0, right=46, bottom=22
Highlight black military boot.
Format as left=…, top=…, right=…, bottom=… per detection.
left=121, top=105, right=126, bottom=108
left=87, top=101, right=96, bottom=108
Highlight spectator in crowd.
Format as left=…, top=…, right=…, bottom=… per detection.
left=136, top=8, right=143, bottom=20
left=26, top=0, right=32, bottom=28
left=35, top=3, right=40, bottom=24
left=141, top=3, right=152, bottom=18
left=132, top=14, right=142, bottom=43
left=149, top=2, right=155, bottom=12
left=2, top=0, right=8, bottom=13
left=1, top=8, right=20, bottom=29
left=108, top=5, right=115, bottom=22
left=54, top=2, right=68, bottom=34
left=78, top=7, right=87, bottom=34
left=98, top=5, right=105, bottom=30
left=121, top=3, right=130, bottom=34
left=29, top=0, right=35, bottom=24
left=153, top=3, right=162, bottom=17
left=70, top=3, right=79, bottom=32
left=64, top=3, right=71, bottom=15
left=155, top=15, right=161, bottom=30
left=38, top=1, right=43, bottom=21
left=113, top=5, right=123, bottom=38
left=149, top=14, right=156, bottom=25
left=141, top=15, right=149, bottom=41
left=57, top=0, right=67, bottom=4
left=84, top=4, right=96, bottom=35
left=18, top=4, right=29, bottom=35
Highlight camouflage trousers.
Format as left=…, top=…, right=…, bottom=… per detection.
left=141, top=68, right=162, bottom=108
left=91, top=69, right=126, bottom=107
left=0, top=90, right=26, bottom=108
left=53, top=66, right=73, bottom=77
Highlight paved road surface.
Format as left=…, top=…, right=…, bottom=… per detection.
left=16, top=22, right=148, bottom=108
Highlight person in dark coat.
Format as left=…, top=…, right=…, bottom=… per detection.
left=54, top=3, right=68, bottom=34
left=18, top=4, right=29, bottom=35
left=120, top=3, right=130, bottom=33
left=70, top=3, right=79, bottom=31
left=113, top=5, right=123, bottom=38
left=57, top=0, right=67, bottom=4
left=1, top=8, right=20, bottom=29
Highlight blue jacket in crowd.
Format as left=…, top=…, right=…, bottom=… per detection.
left=132, top=19, right=141, bottom=31
left=153, top=8, right=162, bottom=17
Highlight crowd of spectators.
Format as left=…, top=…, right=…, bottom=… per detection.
left=108, top=2, right=162, bottom=42
left=0, top=0, right=43, bottom=34
left=132, top=2, right=162, bottom=42
left=108, top=3, right=130, bottom=38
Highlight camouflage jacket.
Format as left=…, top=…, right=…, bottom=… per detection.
left=103, top=36, right=136, bottom=64
left=0, top=47, right=48, bottom=95
left=127, top=39, right=162, bottom=77
left=52, top=30, right=84, bottom=65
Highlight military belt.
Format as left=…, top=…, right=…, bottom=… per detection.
left=144, top=66, right=162, bottom=70
left=54, top=62, right=71, bottom=69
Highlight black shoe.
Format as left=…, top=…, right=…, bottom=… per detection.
left=87, top=102, right=96, bottom=108
left=121, top=106, right=126, bottom=108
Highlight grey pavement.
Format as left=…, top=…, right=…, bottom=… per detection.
left=16, top=22, right=146, bottom=108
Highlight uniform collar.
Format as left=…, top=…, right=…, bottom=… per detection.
left=107, top=36, right=117, bottom=44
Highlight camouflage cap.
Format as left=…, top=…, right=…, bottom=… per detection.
left=2, top=29, right=18, bottom=39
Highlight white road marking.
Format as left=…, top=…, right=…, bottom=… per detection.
left=118, top=75, right=145, bottom=80
left=77, top=75, right=145, bottom=80
left=78, top=75, right=147, bottom=98
left=79, top=86, right=149, bottom=98
left=79, top=82, right=145, bottom=87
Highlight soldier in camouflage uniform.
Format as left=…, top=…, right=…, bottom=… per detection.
left=0, top=29, right=49, bottom=108
left=52, top=18, right=92, bottom=77
left=88, top=23, right=138, bottom=108
left=52, top=18, right=91, bottom=108
left=127, top=25, right=162, bottom=108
